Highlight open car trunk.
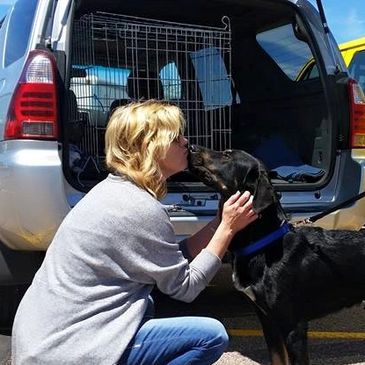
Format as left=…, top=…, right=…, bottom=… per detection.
left=63, top=0, right=332, bottom=192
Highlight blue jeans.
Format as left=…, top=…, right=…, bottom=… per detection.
left=118, top=314, right=229, bottom=365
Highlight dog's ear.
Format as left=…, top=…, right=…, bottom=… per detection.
left=245, top=164, right=276, bottom=214
left=253, top=169, right=277, bottom=213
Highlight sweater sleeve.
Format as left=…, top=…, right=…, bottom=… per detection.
left=113, top=201, right=222, bottom=303
left=171, top=249, right=222, bottom=302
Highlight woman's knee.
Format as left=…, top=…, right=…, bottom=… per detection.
left=198, top=317, right=229, bottom=350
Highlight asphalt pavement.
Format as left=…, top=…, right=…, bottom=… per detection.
left=154, top=264, right=365, bottom=365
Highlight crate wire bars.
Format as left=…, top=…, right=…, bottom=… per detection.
left=70, top=12, right=232, bottom=173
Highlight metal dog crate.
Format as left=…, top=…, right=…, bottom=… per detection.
left=70, top=12, right=232, bottom=171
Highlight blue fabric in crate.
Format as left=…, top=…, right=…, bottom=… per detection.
left=253, top=135, right=302, bottom=169
left=272, top=164, right=325, bottom=182
left=253, top=135, right=325, bottom=182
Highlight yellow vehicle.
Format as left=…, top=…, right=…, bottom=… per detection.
left=340, top=36, right=365, bottom=91
left=298, top=36, right=365, bottom=92
left=340, top=36, right=365, bottom=65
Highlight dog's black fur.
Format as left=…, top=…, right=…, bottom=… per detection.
left=188, top=145, right=365, bottom=365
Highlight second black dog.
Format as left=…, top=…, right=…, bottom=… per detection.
left=188, top=145, right=365, bottom=365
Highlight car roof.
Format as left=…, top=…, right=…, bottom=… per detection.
left=339, top=36, right=365, bottom=52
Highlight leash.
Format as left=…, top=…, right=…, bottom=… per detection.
left=234, top=221, right=292, bottom=257
left=234, top=191, right=365, bottom=256
left=294, top=191, right=365, bottom=226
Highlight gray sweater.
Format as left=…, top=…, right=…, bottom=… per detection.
left=11, top=174, right=222, bottom=364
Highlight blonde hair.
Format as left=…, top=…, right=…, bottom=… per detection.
left=105, top=100, right=186, bottom=199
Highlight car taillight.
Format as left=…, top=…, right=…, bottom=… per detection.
left=349, top=79, right=365, bottom=148
left=5, top=50, right=58, bottom=140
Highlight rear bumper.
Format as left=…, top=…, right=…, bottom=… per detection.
left=269, top=149, right=364, bottom=230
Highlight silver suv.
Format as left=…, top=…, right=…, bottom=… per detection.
left=1, top=0, right=365, bottom=330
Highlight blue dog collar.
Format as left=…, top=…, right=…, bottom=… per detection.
left=234, top=222, right=292, bottom=257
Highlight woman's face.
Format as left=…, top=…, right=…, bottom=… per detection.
left=159, top=135, right=189, bottom=180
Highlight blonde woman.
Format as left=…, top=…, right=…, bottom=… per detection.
left=12, top=100, right=257, bottom=365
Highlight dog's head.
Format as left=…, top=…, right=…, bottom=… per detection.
left=188, top=145, right=277, bottom=214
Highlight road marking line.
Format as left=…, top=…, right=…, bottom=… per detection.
left=228, top=329, right=365, bottom=339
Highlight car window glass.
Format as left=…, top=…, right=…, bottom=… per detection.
left=256, top=23, right=313, bottom=81
left=298, top=62, right=319, bottom=81
left=70, top=65, right=130, bottom=113
left=160, top=62, right=182, bottom=100
left=307, top=64, right=319, bottom=79
left=4, top=0, right=38, bottom=67
left=348, top=50, right=365, bottom=92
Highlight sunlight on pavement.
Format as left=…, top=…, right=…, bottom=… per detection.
left=214, top=351, right=261, bottom=365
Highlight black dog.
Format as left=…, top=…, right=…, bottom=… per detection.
left=188, top=145, right=365, bottom=365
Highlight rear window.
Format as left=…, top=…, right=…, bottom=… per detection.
left=0, top=16, right=6, bottom=29
left=348, top=50, right=365, bottom=92
left=256, top=23, right=313, bottom=81
left=160, top=62, right=182, bottom=100
left=4, top=0, right=38, bottom=67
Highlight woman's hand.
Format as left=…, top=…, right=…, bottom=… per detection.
left=220, top=191, right=258, bottom=236
left=183, top=191, right=258, bottom=260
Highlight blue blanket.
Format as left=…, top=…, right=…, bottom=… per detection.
left=272, top=164, right=325, bottom=182
left=253, top=135, right=325, bottom=182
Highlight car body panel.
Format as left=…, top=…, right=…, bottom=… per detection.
left=340, top=37, right=365, bottom=66
left=0, top=140, right=70, bottom=250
